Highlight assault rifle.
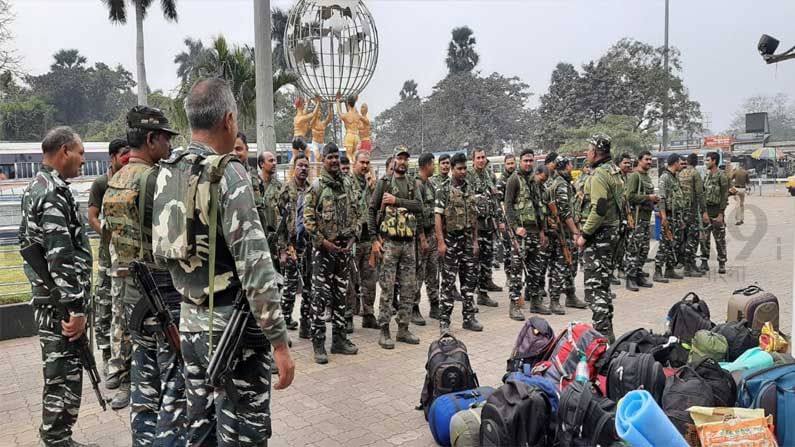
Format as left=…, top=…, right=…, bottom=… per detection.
left=207, top=289, right=248, bottom=388
left=129, top=261, right=181, bottom=355
left=547, top=201, right=573, bottom=267
left=21, top=242, right=106, bottom=411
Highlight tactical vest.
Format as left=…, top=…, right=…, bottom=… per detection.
left=312, top=176, right=357, bottom=242
left=419, top=179, right=436, bottom=231
left=514, top=175, right=538, bottom=227
left=378, top=175, right=417, bottom=238
left=660, top=170, right=684, bottom=212
left=443, top=181, right=475, bottom=233
left=704, top=172, right=723, bottom=206
left=678, top=166, right=696, bottom=205
left=469, top=169, right=493, bottom=219
left=103, top=162, right=155, bottom=271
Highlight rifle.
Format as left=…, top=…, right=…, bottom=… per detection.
left=207, top=289, right=248, bottom=388
left=21, top=242, right=106, bottom=411
left=547, top=201, right=573, bottom=267
left=129, top=261, right=181, bottom=355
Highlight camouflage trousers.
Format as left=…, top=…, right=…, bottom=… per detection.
left=583, top=226, right=620, bottom=335
left=655, top=217, right=683, bottom=270
left=507, top=232, right=544, bottom=303
left=121, top=276, right=187, bottom=447
left=378, top=239, right=416, bottom=327
left=415, top=231, right=440, bottom=307
left=312, top=248, right=351, bottom=341
left=283, top=247, right=312, bottom=324
left=34, top=306, right=83, bottom=446
left=347, top=240, right=376, bottom=317
left=109, top=275, right=133, bottom=385
left=440, top=231, right=477, bottom=324
left=623, top=219, right=651, bottom=277
left=476, top=225, right=495, bottom=289
left=699, top=211, right=727, bottom=263
left=182, top=331, right=273, bottom=446
left=681, top=208, right=701, bottom=266
left=547, top=233, right=576, bottom=297
left=500, top=231, right=512, bottom=270
left=94, top=266, right=112, bottom=354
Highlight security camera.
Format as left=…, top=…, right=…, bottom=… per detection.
left=759, top=34, right=795, bottom=64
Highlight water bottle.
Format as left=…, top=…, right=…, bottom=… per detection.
left=575, top=353, right=589, bottom=383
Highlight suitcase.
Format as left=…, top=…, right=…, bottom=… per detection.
left=727, top=285, right=779, bottom=331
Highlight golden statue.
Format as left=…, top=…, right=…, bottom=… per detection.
left=358, top=103, right=372, bottom=152
left=310, top=95, right=333, bottom=161
left=292, top=97, right=313, bottom=159
left=336, top=92, right=362, bottom=161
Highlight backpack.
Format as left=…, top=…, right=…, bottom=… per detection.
left=532, top=322, right=608, bottom=390
left=503, top=372, right=560, bottom=415
left=662, top=366, right=716, bottom=435
left=596, top=328, right=678, bottom=374
left=556, top=380, right=621, bottom=447
left=713, top=320, right=759, bottom=362
left=505, top=316, right=555, bottom=374
left=450, top=403, right=485, bottom=447
left=479, top=380, right=552, bottom=447
left=428, top=387, right=496, bottom=447
left=606, top=351, right=666, bottom=404
left=688, top=330, right=728, bottom=364
left=420, top=334, right=479, bottom=419
left=691, top=357, right=736, bottom=407
left=666, top=292, right=714, bottom=343
left=736, top=364, right=795, bottom=446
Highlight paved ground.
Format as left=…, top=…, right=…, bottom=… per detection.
left=1, top=193, right=792, bottom=447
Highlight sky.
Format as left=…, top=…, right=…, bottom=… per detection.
left=8, top=0, right=795, bottom=133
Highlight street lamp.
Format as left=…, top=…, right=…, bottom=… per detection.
left=758, top=34, right=795, bottom=64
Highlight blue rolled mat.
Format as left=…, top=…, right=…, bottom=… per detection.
left=615, top=390, right=688, bottom=447
left=719, top=347, right=773, bottom=373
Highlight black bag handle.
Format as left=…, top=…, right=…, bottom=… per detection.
left=681, top=292, right=700, bottom=303
left=733, top=284, right=763, bottom=296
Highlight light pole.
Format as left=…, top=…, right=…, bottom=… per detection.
left=662, top=0, right=670, bottom=152
left=254, top=0, right=276, bottom=157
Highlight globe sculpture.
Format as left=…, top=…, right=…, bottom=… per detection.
left=284, top=0, right=379, bottom=102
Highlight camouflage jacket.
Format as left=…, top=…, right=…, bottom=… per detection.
left=418, top=176, right=437, bottom=233
left=88, top=173, right=112, bottom=268
left=658, top=168, right=684, bottom=214
left=704, top=169, right=729, bottom=212
left=625, top=170, right=655, bottom=222
left=504, top=171, right=543, bottom=232
left=549, top=171, right=576, bottom=224
left=260, top=174, right=283, bottom=235
left=580, top=158, right=622, bottom=236
left=156, top=142, right=286, bottom=346
left=304, top=168, right=360, bottom=249
left=467, top=167, right=498, bottom=223
left=353, top=172, right=375, bottom=240
left=434, top=177, right=477, bottom=233
left=677, top=166, right=706, bottom=211
left=430, top=173, right=450, bottom=190
left=369, top=174, right=424, bottom=239
left=495, top=170, right=514, bottom=206
left=19, top=165, right=92, bottom=314
left=276, top=178, right=310, bottom=249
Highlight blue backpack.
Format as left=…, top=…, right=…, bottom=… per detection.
left=428, top=386, right=496, bottom=446
left=503, top=372, right=560, bottom=414
left=736, top=363, right=795, bottom=446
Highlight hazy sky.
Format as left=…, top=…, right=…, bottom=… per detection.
left=9, top=0, right=795, bottom=132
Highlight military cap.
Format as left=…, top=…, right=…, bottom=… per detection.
left=555, top=155, right=570, bottom=167
left=126, top=105, right=179, bottom=135
left=544, top=152, right=559, bottom=165
left=393, top=145, right=410, bottom=158
left=587, top=134, right=611, bottom=153
left=321, top=142, right=339, bottom=157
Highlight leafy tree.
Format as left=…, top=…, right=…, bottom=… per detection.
left=536, top=63, right=589, bottom=149
left=399, top=79, right=419, bottom=101
left=373, top=81, right=423, bottom=152
left=51, top=49, right=87, bottom=70
left=271, top=7, right=289, bottom=72
left=557, top=114, right=656, bottom=156
left=0, top=0, right=20, bottom=73
left=174, top=37, right=205, bottom=85
left=730, top=93, right=795, bottom=141
left=0, top=97, right=54, bottom=141
left=446, top=26, right=479, bottom=74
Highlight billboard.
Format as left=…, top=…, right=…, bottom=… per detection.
left=703, top=136, right=732, bottom=148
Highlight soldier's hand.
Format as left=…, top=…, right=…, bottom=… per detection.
left=437, top=242, right=447, bottom=258
left=576, top=234, right=586, bottom=249
left=62, top=314, right=87, bottom=342
left=322, top=239, right=340, bottom=253
left=540, top=233, right=548, bottom=249
left=272, top=344, right=295, bottom=390
left=716, top=213, right=724, bottom=225
left=382, top=193, right=397, bottom=206
left=516, top=227, right=527, bottom=237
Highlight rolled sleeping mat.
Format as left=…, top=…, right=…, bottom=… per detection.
left=615, top=390, right=688, bottom=447
left=719, top=347, right=774, bottom=373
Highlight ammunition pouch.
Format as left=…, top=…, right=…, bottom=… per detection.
left=379, top=206, right=416, bottom=238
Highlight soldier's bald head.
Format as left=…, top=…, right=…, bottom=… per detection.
left=184, top=78, right=237, bottom=131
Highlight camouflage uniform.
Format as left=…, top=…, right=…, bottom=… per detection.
left=153, top=142, right=287, bottom=446
left=613, top=172, right=629, bottom=277
left=20, top=165, right=92, bottom=446
left=578, top=157, right=622, bottom=339
left=678, top=165, right=706, bottom=273
left=260, top=172, right=283, bottom=268
left=88, top=174, right=113, bottom=361
left=495, top=169, right=514, bottom=270
left=547, top=171, right=578, bottom=300
left=655, top=168, right=684, bottom=272
left=416, top=176, right=439, bottom=313
left=700, top=169, right=729, bottom=265
left=103, top=158, right=186, bottom=446
left=304, top=167, right=360, bottom=353
left=349, top=172, right=376, bottom=319
left=277, top=178, right=313, bottom=334
left=623, top=170, right=655, bottom=278
left=467, top=167, right=499, bottom=295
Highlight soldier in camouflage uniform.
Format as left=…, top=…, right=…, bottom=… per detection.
left=547, top=156, right=588, bottom=312
left=435, top=153, right=483, bottom=334
left=277, top=155, right=314, bottom=339
left=701, top=152, right=729, bottom=274
left=432, top=154, right=451, bottom=188
left=259, top=151, right=287, bottom=278
left=623, top=150, right=658, bottom=290
left=20, top=127, right=94, bottom=447
left=370, top=146, right=423, bottom=348
left=654, top=153, right=686, bottom=283
left=611, top=153, right=633, bottom=285
left=495, top=154, right=516, bottom=271
left=677, top=153, right=707, bottom=277
left=415, top=153, right=440, bottom=322
left=575, top=135, right=622, bottom=342
left=152, top=79, right=295, bottom=445
left=468, top=149, right=502, bottom=308
left=538, top=153, right=558, bottom=296
left=304, top=142, right=360, bottom=363
left=87, top=139, right=129, bottom=382
left=102, top=106, right=186, bottom=446
left=347, top=151, right=378, bottom=329
left=504, top=149, right=549, bottom=320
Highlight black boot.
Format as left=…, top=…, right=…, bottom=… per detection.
left=509, top=302, right=525, bottom=321
left=361, top=314, right=379, bottom=329
left=609, top=274, right=621, bottom=285
left=378, top=324, right=395, bottom=349
left=625, top=276, right=639, bottom=292
left=665, top=267, right=684, bottom=280
left=299, top=318, right=311, bottom=339
left=635, top=274, right=654, bottom=288
left=653, top=266, right=669, bottom=283
left=428, top=303, right=441, bottom=320
left=484, top=279, right=503, bottom=292
left=477, top=291, right=498, bottom=307
left=530, top=297, right=551, bottom=315
left=463, top=318, right=483, bottom=332
left=718, top=262, right=726, bottom=274
left=452, top=289, right=463, bottom=301
left=565, top=291, right=588, bottom=309
left=699, top=259, right=709, bottom=272
left=549, top=298, right=565, bottom=315
left=345, top=315, right=354, bottom=334
left=396, top=324, right=420, bottom=344
left=312, top=338, right=328, bottom=364
left=331, top=333, right=358, bottom=355
left=411, top=305, right=426, bottom=326
left=284, top=316, right=299, bottom=330
left=683, top=263, right=704, bottom=277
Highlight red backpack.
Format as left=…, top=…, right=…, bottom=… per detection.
left=532, top=322, right=609, bottom=390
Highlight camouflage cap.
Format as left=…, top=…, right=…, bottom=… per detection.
left=393, top=145, right=410, bottom=158
left=126, top=105, right=179, bottom=135
left=586, top=134, right=611, bottom=153
left=555, top=155, right=570, bottom=167
left=321, top=142, right=339, bottom=157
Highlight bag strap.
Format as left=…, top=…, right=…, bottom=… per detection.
left=137, top=167, right=153, bottom=260
left=734, top=284, right=763, bottom=296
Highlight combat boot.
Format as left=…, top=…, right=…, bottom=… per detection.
left=530, top=297, right=552, bottom=315
left=477, top=291, right=498, bottom=307
left=378, top=324, right=395, bottom=349
left=665, top=267, right=684, bottom=280
left=331, top=333, right=358, bottom=355
left=635, top=274, right=654, bottom=288
left=110, top=382, right=130, bottom=410
left=105, top=373, right=120, bottom=391
left=484, top=279, right=503, bottom=292
left=284, top=316, right=299, bottom=330
left=463, top=318, right=484, bottom=332
left=411, top=305, right=426, bottom=326
left=299, top=318, right=311, bottom=339
left=683, top=264, right=704, bottom=277
left=361, top=314, right=379, bottom=329
left=583, top=289, right=593, bottom=305
left=718, top=262, right=726, bottom=274
left=509, top=302, right=525, bottom=321
left=565, top=291, right=588, bottom=309
left=699, top=259, right=709, bottom=273
left=396, top=324, right=420, bottom=344
left=345, top=315, right=354, bottom=334
left=101, top=349, right=111, bottom=377
left=653, top=266, right=669, bottom=283
left=312, top=338, right=328, bottom=364
left=609, top=274, right=621, bottom=286
left=625, top=276, right=639, bottom=292
left=549, top=297, right=565, bottom=315
left=428, top=303, right=441, bottom=320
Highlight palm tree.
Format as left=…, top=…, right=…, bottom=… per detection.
left=271, top=8, right=289, bottom=72
left=51, top=49, right=87, bottom=70
left=174, top=37, right=205, bottom=85
left=445, top=26, right=479, bottom=74
left=102, top=0, right=178, bottom=106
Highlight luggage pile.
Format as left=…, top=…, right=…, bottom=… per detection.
left=420, top=285, right=793, bottom=447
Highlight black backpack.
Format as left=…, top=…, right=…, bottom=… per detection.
left=713, top=320, right=759, bottom=362
left=420, top=333, right=479, bottom=418
left=480, top=380, right=552, bottom=447
left=606, top=351, right=666, bottom=404
left=557, top=381, right=621, bottom=447
left=662, top=366, right=715, bottom=435
left=597, top=328, right=677, bottom=373
left=692, top=357, right=737, bottom=407
left=666, top=292, right=714, bottom=343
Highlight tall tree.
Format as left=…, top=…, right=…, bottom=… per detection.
left=536, top=63, right=588, bottom=149
left=271, top=7, right=289, bottom=72
left=0, top=0, right=20, bottom=73
left=173, top=37, right=205, bottom=85
left=102, top=0, right=178, bottom=106
left=373, top=81, right=423, bottom=151
left=51, top=49, right=87, bottom=70
left=446, top=26, right=479, bottom=74
left=399, top=79, right=419, bottom=101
